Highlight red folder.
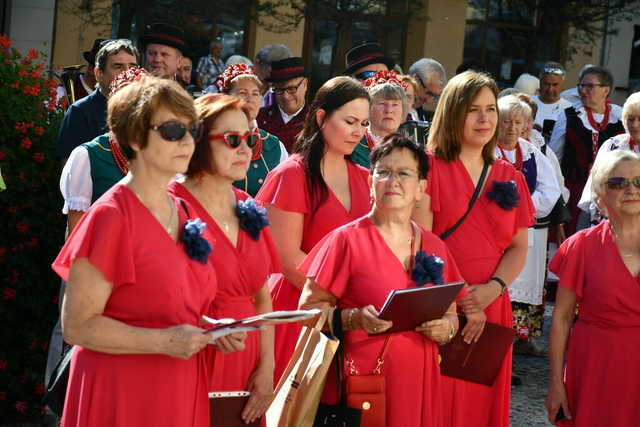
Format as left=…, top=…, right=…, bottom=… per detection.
left=209, top=392, right=260, bottom=427
left=375, top=282, right=465, bottom=335
left=439, top=315, right=515, bottom=386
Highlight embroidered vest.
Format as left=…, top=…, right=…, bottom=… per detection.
left=233, top=129, right=283, bottom=197
left=83, top=134, right=124, bottom=203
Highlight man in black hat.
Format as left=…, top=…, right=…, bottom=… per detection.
left=257, top=57, right=309, bottom=153
left=60, top=38, right=104, bottom=105
left=55, top=39, right=139, bottom=162
left=344, top=42, right=395, bottom=81
left=140, top=23, right=187, bottom=80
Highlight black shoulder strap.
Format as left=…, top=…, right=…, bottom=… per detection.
left=179, top=199, right=190, bottom=218
left=439, top=162, right=489, bottom=240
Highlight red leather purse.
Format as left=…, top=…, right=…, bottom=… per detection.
left=345, top=337, right=391, bottom=427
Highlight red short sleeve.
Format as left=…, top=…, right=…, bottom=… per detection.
left=299, top=229, right=352, bottom=299
left=549, top=232, right=585, bottom=299
left=513, top=170, right=536, bottom=231
left=262, top=226, right=284, bottom=275
left=52, top=202, right=135, bottom=286
left=255, top=157, right=309, bottom=214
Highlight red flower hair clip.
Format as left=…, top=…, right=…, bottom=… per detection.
left=362, top=70, right=408, bottom=90
left=109, top=67, right=151, bottom=96
left=216, top=64, right=256, bottom=92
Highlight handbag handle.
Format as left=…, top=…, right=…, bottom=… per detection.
left=439, top=162, right=489, bottom=240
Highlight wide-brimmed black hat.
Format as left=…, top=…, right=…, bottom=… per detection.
left=139, top=23, right=188, bottom=54
left=266, top=57, right=307, bottom=82
left=344, top=42, right=394, bottom=76
left=82, top=39, right=107, bottom=66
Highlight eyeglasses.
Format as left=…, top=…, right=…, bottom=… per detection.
left=355, top=70, right=377, bottom=80
left=578, top=83, right=608, bottom=90
left=274, top=79, right=305, bottom=96
left=208, top=130, right=261, bottom=149
left=372, top=168, right=418, bottom=182
left=149, top=121, right=202, bottom=141
left=416, top=76, right=441, bottom=102
left=542, top=67, right=565, bottom=76
left=606, top=176, right=640, bottom=190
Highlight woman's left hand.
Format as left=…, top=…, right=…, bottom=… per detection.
left=464, top=283, right=501, bottom=310
left=242, top=364, right=274, bottom=423
left=213, top=331, right=247, bottom=354
left=415, top=318, right=452, bottom=345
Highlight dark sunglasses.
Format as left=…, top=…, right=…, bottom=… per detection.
left=208, top=131, right=261, bottom=149
left=606, top=176, right=640, bottom=190
left=149, top=121, right=202, bottom=141
left=355, top=70, right=377, bottom=80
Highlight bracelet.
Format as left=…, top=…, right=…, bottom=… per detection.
left=347, top=308, right=357, bottom=331
left=491, top=276, right=507, bottom=296
left=447, top=318, right=456, bottom=342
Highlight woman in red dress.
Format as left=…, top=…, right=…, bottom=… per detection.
left=168, top=94, right=281, bottom=424
left=413, top=71, right=535, bottom=427
left=255, top=76, right=372, bottom=383
left=546, top=149, right=640, bottom=426
left=298, top=136, right=484, bottom=427
left=52, top=77, right=245, bottom=427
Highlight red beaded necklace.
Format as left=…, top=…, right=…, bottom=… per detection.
left=629, top=134, right=639, bottom=153
left=498, top=141, right=523, bottom=171
left=251, top=135, right=263, bottom=162
left=108, top=132, right=129, bottom=176
left=585, top=102, right=612, bottom=161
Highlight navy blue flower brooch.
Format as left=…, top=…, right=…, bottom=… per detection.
left=236, top=198, right=270, bottom=240
left=412, top=250, right=445, bottom=286
left=487, top=180, right=520, bottom=210
left=181, top=218, right=213, bottom=264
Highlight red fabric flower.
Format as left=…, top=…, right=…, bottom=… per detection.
left=33, top=152, right=45, bottom=163
left=15, top=401, right=28, bottom=413
left=362, top=70, right=408, bottom=90
left=216, top=63, right=256, bottom=92
left=16, top=221, right=29, bottom=233
left=34, top=126, right=45, bottom=136
left=3, top=287, right=16, bottom=300
left=20, top=137, right=32, bottom=149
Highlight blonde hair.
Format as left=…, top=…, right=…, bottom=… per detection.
left=427, top=71, right=499, bottom=163
left=591, top=149, right=640, bottom=200
left=622, top=92, right=640, bottom=132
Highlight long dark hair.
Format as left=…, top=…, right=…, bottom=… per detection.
left=294, top=76, right=370, bottom=213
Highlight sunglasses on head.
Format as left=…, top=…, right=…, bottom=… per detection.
left=149, top=121, right=202, bottom=141
left=208, top=131, right=261, bottom=149
left=606, top=176, right=640, bottom=190
left=355, top=70, right=377, bottom=80
left=543, top=67, right=565, bottom=76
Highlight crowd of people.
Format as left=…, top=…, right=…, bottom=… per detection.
left=47, top=20, right=640, bottom=427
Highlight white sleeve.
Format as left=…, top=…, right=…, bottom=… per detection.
left=548, top=111, right=567, bottom=162
left=544, top=147, right=570, bottom=203
left=60, top=146, right=93, bottom=214
left=577, top=138, right=614, bottom=216
left=531, top=149, right=561, bottom=218
left=279, top=142, right=289, bottom=163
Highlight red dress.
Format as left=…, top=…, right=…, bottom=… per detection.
left=549, top=221, right=640, bottom=427
left=427, top=157, right=535, bottom=427
left=300, top=216, right=464, bottom=427
left=255, top=155, right=371, bottom=382
left=168, top=182, right=282, bottom=391
left=51, top=184, right=216, bottom=427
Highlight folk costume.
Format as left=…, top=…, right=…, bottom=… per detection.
left=52, top=185, right=216, bottom=427
left=300, top=217, right=463, bottom=427
left=550, top=221, right=640, bottom=427
left=255, top=155, right=371, bottom=383
left=495, top=139, right=561, bottom=340
left=549, top=101, right=625, bottom=234
left=167, top=183, right=282, bottom=392
left=427, top=157, right=535, bottom=427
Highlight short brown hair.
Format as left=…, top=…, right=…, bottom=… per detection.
left=186, top=93, right=250, bottom=178
left=107, top=76, right=196, bottom=160
left=427, top=71, right=499, bottom=164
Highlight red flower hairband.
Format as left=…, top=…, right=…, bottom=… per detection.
left=216, top=64, right=256, bottom=92
left=109, top=67, right=151, bottom=96
left=362, top=70, right=408, bottom=90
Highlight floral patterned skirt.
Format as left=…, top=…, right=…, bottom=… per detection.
left=512, top=301, right=545, bottom=341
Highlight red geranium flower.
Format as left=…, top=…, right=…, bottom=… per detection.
left=33, top=152, right=45, bottom=163
left=28, top=339, right=37, bottom=350
left=18, top=68, right=28, bottom=77
left=20, top=137, right=32, bottom=149
left=0, top=34, right=10, bottom=48
left=15, top=401, right=28, bottom=413
left=7, top=206, right=17, bottom=214
left=27, top=48, right=38, bottom=59
left=16, top=221, right=29, bottom=233
left=34, top=126, right=45, bottom=136
left=9, top=81, right=19, bottom=89
left=14, top=122, right=28, bottom=134
left=3, top=287, right=16, bottom=300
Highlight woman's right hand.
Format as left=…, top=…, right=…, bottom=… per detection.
left=354, top=305, right=392, bottom=334
left=545, top=380, right=572, bottom=424
left=162, top=324, right=210, bottom=359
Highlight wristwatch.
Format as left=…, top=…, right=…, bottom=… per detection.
left=491, top=276, right=507, bottom=296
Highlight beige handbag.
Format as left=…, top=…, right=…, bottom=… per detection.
left=266, top=310, right=339, bottom=427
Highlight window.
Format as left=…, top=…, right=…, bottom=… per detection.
left=463, top=0, right=552, bottom=87
left=629, top=25, right=640, bottom=92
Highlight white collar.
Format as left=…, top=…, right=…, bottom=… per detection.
left=278, top=105, right=304, bottom=124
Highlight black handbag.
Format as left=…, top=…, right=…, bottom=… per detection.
left=42, top=344, right=74, bottom=417
left=313, top=308, right=362, bottom=427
